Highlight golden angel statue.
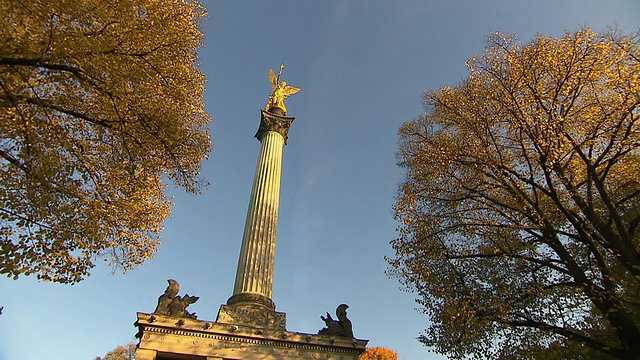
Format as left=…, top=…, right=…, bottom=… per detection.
left=266, top=63, right=300, bottom=114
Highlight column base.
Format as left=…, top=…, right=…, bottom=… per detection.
left=216, top=293, right=286, bottom=330
left=226, top=293, right=276, bottom=310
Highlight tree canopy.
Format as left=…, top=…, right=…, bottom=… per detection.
left=390, top=28, right=640, bottom=359
left=359, top=347, right=398, bottom=360
left=0, top=0, right=211, bottom=284
left=95, top=342, right=136, bottom=360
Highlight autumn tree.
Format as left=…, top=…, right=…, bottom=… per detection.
left=95, top=342, right=136, bottom=360
left=390, top=28, right=640, bottom=359
left=359, top=347, right=398, bottom=360
left=0, top=0, right=211, bottom=284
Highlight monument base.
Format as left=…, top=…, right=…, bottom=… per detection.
left=134, top=312, right=368, bottom=360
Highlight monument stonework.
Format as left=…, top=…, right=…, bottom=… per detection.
left=134, top=65, right=368, bottom=360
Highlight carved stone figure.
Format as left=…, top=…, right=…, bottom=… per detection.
left=318, top=304, right=354, bottom=338
left=153, top=279, right=199, bottom=318
left=266, top=63, right=300, bottom=115
left=154, top=279, right=179, bottom=315
left=169, top=294, right=199, bottom=319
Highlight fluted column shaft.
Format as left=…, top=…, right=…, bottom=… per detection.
left=232, top=130, right=284, bottom=299
left=229, top=109, right=294, bottom=309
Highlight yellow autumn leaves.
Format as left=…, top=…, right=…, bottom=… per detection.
left=0, top=0, right=211, bottom=283
left=359, top=347, right=398, bottom=360
left=391, top=28, right=640, bottom=358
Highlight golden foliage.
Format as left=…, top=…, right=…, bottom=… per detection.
left=359, top=347, right=398, bottom=360
left=391, top=28, right=640, bottom=359
left=0, top=0, right=211, bottom=283
left=95, top=342, right=136, bottom=360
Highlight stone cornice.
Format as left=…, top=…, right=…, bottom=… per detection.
left=135, top=312, right=368, bottom=354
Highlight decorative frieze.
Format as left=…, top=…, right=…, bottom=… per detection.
left=216, top=303, right=286, bottom=330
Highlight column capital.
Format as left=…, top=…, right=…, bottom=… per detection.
left=255, top=109, right=295, bottom=144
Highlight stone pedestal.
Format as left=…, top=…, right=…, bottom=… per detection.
left=135, top=312, right=368, bottom=360
left=216, top=301, right=286, bottom=331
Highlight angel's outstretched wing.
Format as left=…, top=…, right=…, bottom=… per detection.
left=269, top=68, right=278, bottom=91
left=283, top=85, right=301, bottom=97
left=183, top=294, right=200, bottom=305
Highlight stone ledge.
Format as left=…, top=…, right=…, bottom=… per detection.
left=135, top=312, right=368, bottom=351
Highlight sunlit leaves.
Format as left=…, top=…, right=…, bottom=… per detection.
left=95, top=342, right=136, bottom=360
left=359, top=347, right=398, bottom=360
left=0, top=0, right=211, bottom=284
left=391, top=28, right=640, bottom=359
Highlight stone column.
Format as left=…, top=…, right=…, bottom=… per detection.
left=227, top=108, right=294, bottom=310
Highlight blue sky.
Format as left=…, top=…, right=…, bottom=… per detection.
left=1, top=1, right=639, bottom=359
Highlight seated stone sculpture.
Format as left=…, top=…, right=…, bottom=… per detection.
left=153, top=279, right=199, bottom=318
left=154, top=279, right=179, bottom=315
left=318, top=304, right=354, bottom=338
